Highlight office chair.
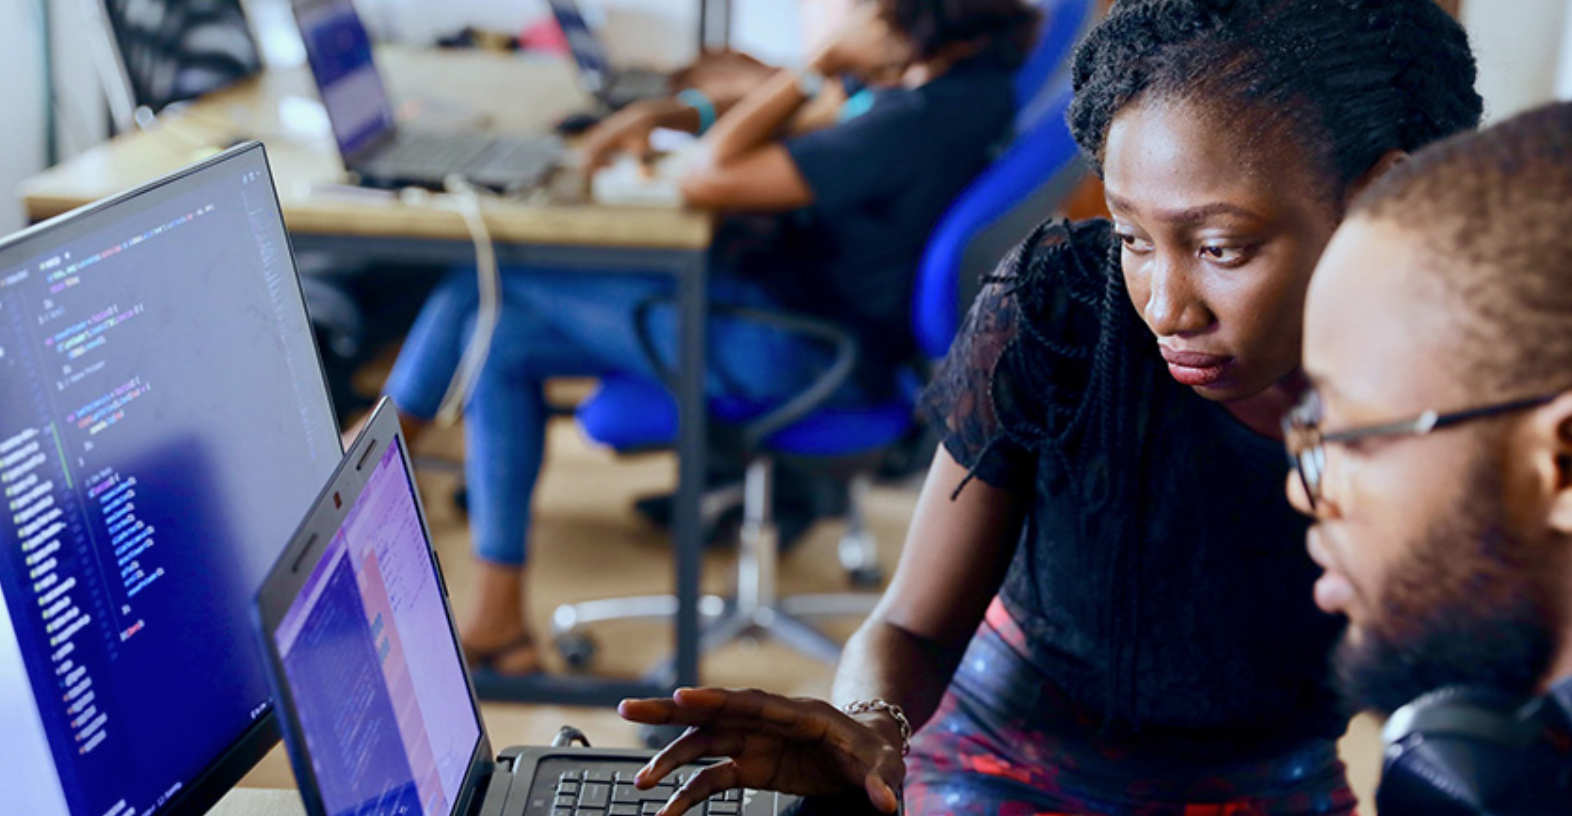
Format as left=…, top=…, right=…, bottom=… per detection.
left=1013, top=0, right=1099, bottom=130
left=554, top=91, right=1089, bottom=673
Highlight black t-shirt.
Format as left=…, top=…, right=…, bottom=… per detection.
left=921, top=219, right=1346, bottom=757
left=730, top=55, right=1015, bottom=387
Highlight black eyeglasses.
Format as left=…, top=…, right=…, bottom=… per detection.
left=1282, top=390, right=1560, bottom=511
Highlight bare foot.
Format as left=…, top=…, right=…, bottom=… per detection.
left=458, top=561, right=542, bottom=675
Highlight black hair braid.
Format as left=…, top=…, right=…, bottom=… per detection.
left=1067, top=0, right=1482, bottom=194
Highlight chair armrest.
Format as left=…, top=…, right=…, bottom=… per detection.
left=631, top=296, right=860, bottom=449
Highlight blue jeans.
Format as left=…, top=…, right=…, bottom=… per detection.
left=384, top=267, right=840, bottom=566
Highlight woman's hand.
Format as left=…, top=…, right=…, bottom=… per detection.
left=581, top=102, right=664, bottom=175
left=618, top=687, right=905, bottom=816
left=671, top=49, right=778, bottom=107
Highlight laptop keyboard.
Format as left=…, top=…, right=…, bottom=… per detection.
left=371, top=131, right=562, bottom=189
left=550, top=768, right=746, bottom=816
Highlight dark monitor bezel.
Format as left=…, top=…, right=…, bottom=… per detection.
left=253, top=398, right=493, bottom=816
left=0, top=141, right=340, bottom=816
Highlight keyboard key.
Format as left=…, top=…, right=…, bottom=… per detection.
left=610, top=806, right=641, bottom=816
left=581, top=782, right=612, bottom=808
left=640, top=802, right=665, bottom=816
left=554, top=809, right=574, bottom=816
left=585, top=769, right=615, bottom=783
left=612, top=784, right=644, bottom=804
left=707, top=801, right=740, bottom=816
left=555, top=795, right=577, bottom=809
left=558, top=781, right=580, bottom=796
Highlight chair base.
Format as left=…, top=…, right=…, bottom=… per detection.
left=551, top=459, right=882, bottom=678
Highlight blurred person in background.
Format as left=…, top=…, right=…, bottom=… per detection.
left=380, top=0, right=1041, bottom=676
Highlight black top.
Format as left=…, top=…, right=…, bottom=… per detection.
left=727, top=54, right=1015, bottom=388
left=921, top=218, right=1346, bottom=756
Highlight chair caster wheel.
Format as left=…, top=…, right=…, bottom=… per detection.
left=555, top=632, right=597, bottom=673
left=849, top=565, right=884, bottom=587
left=640, top=723, right=687, bottom=750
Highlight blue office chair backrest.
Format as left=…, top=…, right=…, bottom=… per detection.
left=913, top=90, right=1086, bottom=362
left=1014, top=0, right=1098, bottom=130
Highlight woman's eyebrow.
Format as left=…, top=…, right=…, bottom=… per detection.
left=1106, top=193, right=1265, bottom=225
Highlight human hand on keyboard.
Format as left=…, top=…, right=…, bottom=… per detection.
left=619, top=688, right=903, bottom=816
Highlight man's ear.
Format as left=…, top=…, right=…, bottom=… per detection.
left=1535, top=392, right=1572, bottom=535
left=1343, top=150, right=1409, bottom=210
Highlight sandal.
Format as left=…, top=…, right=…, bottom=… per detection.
left=463, top=632, right=543, bottom=676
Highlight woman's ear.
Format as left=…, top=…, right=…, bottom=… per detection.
left=1343, top=150, right=1409, bottom=210
left=1530, top=392, right=1572, bottom=535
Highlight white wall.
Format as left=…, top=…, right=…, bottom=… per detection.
left=1462, top=0, right=1572, bottom=122
left=0, top=0, right=50, bottom=233
left=0, top=0, right=107, bottom=234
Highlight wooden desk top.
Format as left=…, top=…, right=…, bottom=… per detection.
left=208, top=788, right=306, bottom=816
left=19, top=49, right=712, bottom=251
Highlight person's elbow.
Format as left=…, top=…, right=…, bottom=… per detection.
left=678, top=163, right=733, bottom=209
left=678, top=146, right=814, bottom=211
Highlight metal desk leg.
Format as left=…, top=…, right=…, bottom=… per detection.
left=669, top=249, right=708, bottom=690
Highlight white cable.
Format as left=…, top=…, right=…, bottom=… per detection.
left=427, top=176, right=502, bottom=428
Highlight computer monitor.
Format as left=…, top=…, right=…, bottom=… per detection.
left=0, top=144, right=340, bottom=816
left=95, top=0, right=265, bottom=114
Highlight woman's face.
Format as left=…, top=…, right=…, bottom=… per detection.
left=1103, top=97, right=1344, bottom=403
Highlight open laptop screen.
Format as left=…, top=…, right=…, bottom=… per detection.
left=295, top=0, right=397, bottom=161
left=546, top=0, right=614, bottom=94
left=273, top=438, right=480, bottom=816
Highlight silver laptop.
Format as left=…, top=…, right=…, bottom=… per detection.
left=546, top=0, right=671, bottom=110
left=253, top=399, right=810, bottom=816
left=293, top=0, right=563, bottom=192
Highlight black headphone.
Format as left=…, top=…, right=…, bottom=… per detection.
left=1378, top=686, right=1572, bottom=815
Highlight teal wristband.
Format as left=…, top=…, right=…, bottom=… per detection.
left=676, top=89, right=717, bottom=135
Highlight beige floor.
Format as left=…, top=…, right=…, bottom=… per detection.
left=238, top=407, right=1385, bottom=811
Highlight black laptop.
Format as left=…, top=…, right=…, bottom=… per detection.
left=546, top=0, right=671, bottom=110
left=253, top=399, right=811, bottom=816
left=293, top=0, right=562, bottom=192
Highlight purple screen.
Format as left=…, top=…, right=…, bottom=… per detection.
left=274, top=441, right=480, bottom=816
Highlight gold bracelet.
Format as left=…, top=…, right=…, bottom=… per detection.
left=842, top=699, right=912, bottom=756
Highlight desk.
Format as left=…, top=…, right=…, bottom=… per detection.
left=209, top=789, right=306, bottom=816
left=19, top=47, right=711, bottom=707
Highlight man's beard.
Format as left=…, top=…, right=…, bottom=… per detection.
left=1333, top=463, right=1558, bottom=717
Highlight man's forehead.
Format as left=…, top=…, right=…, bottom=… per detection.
left=1305, top=218, right=1471, bottom=413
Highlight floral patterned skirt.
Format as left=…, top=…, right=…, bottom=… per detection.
left=904, top=599, right=1358, bottom=816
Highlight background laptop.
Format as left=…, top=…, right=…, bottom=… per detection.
left=546, top=0, right=672, bottom=109
left=293, top=0, right=563, bottom=192
left=254, top=400, right=801, bottom=816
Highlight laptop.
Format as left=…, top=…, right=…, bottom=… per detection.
left=293, top=0, right=563, bottom=192
left=253, top=399, right=805, bottom=816
left=546, top=0, right=672, bottom=110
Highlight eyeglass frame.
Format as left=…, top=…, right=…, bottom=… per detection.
left=1282, top=391, right=1561, bottom=511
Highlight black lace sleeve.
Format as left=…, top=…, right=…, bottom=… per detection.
left=918, top=218, right=1117, bottom=493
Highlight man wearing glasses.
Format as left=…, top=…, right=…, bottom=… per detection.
left=1285, top=101, right=1572, bottom=811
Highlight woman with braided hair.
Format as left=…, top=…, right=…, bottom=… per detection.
left=617, top=2, right=1483, bottom=814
